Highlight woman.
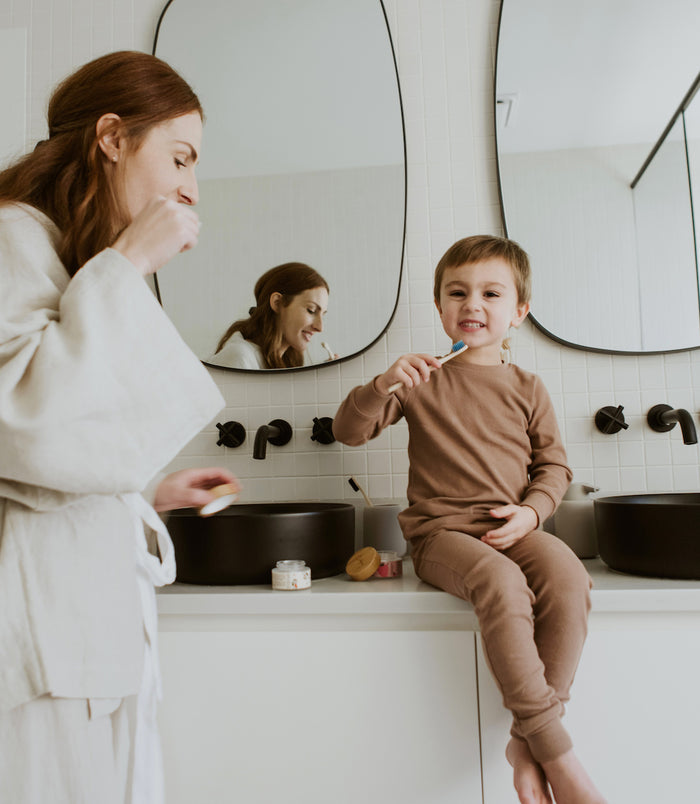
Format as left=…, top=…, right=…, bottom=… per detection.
left=0, top=52, right=238, bottom=803
left=213, top=262, right=331, bottom=369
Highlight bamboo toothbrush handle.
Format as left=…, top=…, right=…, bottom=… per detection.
left=386, top=343, right=468, bottom=394
left=348, top=476, right=373, bottom=507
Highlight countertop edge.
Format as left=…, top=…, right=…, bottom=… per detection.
left=156, top=559, right=700, bottom=618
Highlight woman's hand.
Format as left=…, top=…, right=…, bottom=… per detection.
left=113, top=196, right=201, bottom=276
left=375, top=353, right=443, bottom=395
left=481, top=504, right=538, bottom=551
left=153, top=467, right=240, bottom=512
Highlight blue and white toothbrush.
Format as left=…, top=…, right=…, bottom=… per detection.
left=386, top=340, right=468, bottom=394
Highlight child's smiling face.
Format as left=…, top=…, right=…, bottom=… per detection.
left=435, top=257, right=529, bottom=364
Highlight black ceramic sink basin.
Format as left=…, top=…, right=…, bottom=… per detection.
left=594, top=493, right=700, bottom=579
left=166, top=502, right=355, bottom=585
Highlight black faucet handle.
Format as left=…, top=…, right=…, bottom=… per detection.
left=311, top=416, right=336, bottom=445
left=216, top=421, right=246, bottom=448
left=594, top=405, right=629, bottom=435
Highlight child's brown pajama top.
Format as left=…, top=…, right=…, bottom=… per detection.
left=333, top=359, right=591, bottom=763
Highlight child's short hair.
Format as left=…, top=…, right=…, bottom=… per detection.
left=433, top=235, right=532, bottom=306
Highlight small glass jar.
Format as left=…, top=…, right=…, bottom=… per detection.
left=271, top=560, right=311, bottom=590
left=373, top=550, right=403, bottom=578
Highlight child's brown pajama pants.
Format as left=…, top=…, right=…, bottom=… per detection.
left=411, top=527, right=592, bottom=764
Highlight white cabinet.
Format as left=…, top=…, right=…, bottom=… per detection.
left=477, top=613, right=700, bottom=804
left=158, top=628, right=483, bottom=804
left=157, top=563, right=700, bottom=804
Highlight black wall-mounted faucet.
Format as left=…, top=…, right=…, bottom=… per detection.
left=253, top=419, right=293, bottom=459
left=647, top=405, right=698, bottom=445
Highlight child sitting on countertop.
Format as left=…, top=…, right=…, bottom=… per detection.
left=332, top=235, right=606, bottom=804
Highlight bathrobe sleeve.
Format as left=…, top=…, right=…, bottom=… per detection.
left=0, top=204, right=224, bottom=498
left=332, top=377, right=405, bottom=445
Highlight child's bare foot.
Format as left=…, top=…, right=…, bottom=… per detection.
left=541, top=749, right=607, bottom=804
left=506, top=737, right=553, bottom=804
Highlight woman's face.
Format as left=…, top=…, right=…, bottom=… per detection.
left=273, top=287, right=329, bottom=354
left=120, top=111, right=202, bottom=220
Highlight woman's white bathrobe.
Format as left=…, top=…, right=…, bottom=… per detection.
left=0, top=202, right=224, bottom=714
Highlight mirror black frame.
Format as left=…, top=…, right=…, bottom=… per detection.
left=494, top=0, right=700, bottom=356
left=151, top=0, right=407, bottom=373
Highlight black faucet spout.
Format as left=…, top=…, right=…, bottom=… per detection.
left=667, top=408, right=698, bottom=445
left=253, top=419, right=293, bottom=459
left=647, top=405, right=698, bottom=445
left=253, top=424, right=277, bottom=460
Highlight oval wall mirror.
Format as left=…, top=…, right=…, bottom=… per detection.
left=153, top=0, right=405, bottom=371
left=496, top=0, right=700, bottom=354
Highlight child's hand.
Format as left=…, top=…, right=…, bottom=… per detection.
left=481, top=505, right=538, bottom=550
left=375, top=353, right=443, bottom=395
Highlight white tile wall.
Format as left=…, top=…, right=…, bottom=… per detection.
left=3, top=0, right=699, bottom=503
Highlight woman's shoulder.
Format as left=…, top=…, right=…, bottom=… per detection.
left=0, top=202, right=67, bottom=295
left=0, top=202, right=59, bottom=240
left=211, top=331, right=265, bottom=370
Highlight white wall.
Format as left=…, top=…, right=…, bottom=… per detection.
left=2, top=0, right=699, bottom=501
left=0, top=27, right=26, bottom=167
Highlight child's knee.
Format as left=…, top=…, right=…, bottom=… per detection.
left=470, top=556, right=535, bottom=614
left=556, top=542, right=592, bottom=597
left=535, top=532, right=591, bottom=585
left=541, top=544, right=592, bottom=615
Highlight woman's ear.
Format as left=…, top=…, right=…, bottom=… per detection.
left=96, top=113, right=124, bottom=163
left=269, top=292, right=283, bottom=313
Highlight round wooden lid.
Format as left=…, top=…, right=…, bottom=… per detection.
left=345, top=547, right=381, bottom=581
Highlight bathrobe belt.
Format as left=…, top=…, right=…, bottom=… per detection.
left=120, top=493, right=176, bottom=701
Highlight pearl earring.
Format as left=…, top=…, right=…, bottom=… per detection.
left=112, top=155, right=117, bottom=163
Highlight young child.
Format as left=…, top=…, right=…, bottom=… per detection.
left=333, top=235, right=606, bottom=804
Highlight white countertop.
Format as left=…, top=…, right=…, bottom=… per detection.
left=156, top=558, right=700, bottom=621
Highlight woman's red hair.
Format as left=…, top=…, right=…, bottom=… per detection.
left=0, top=50, right=203, bottom=276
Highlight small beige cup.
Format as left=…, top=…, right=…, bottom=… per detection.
left=362, top=504, right=406, bottom=557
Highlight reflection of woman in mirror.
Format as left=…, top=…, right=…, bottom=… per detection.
left=213, top=262, right=331, bottom=369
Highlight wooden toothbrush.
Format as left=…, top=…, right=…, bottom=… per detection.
left=386, top=340, right=468, bottom=394
left=348, top=477, right=373, bottom=507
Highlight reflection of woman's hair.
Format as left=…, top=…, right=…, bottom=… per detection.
left=216, top=262, right=329, bottom=369
left=0, top=51, right=202, bottom=277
